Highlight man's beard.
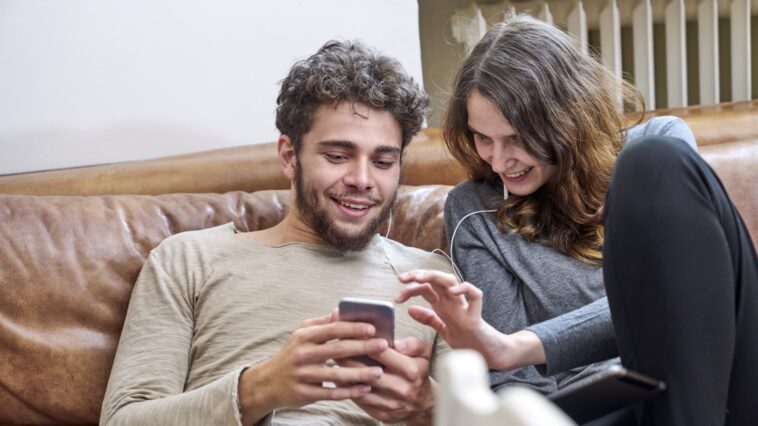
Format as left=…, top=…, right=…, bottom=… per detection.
left=294, top=160, right=396, bottom=252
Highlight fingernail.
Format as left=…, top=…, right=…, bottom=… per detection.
left=373, top=339, right=389, bottom=351
left=394, top=339, right=407, bottom=352
left=370, top=367, right=383, bottom=378
left=365, top=325, right=376, bottom=336
left=360, top=385, right=372, bottom=393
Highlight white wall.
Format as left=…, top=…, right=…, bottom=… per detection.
left=0, top=0, right=423, bottom=175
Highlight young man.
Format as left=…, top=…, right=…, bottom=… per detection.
left=99, top=41, right=451, bottom=425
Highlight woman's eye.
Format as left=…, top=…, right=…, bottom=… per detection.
left=473, top=133, right=492, bottom=145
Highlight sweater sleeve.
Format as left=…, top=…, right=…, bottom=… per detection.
left=99, top=250, right=256, bottom=426
left=626, top=116, right=698, bottom=151
left=526, top=297, right=617, bottom=375
left=444, top=186, right=559, bottom=393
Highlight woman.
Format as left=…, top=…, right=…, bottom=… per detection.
left=396, top=14, right=758, bottom=425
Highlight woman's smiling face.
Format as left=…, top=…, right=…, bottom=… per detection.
left=467, top=89, right=556, bottom=196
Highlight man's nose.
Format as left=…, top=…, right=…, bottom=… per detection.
left=343, top=160, right=374, bottom=190
left=490, top=141, right=516, bottom=173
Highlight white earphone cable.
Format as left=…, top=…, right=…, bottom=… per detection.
left=445, top=208, right=497, bottom=282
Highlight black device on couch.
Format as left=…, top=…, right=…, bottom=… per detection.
left=548, top=365, right=666, bottom=423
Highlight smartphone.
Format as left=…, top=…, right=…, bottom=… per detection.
left=338, top=297, right=394, bottom=367
left=547, top=365, right=666, bottom=423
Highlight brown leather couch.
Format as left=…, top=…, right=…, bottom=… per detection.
left=1, top=101, right=756, bottom=425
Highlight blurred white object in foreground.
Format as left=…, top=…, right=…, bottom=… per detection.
left=435, top=349, right=576, bottom=426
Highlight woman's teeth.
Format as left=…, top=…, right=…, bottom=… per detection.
left=506, top=167, right=533, bottom=178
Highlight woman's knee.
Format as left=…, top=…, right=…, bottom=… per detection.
left=617, top=136, right=696, bottom=174
left=611, top=136, right=700, bottom=195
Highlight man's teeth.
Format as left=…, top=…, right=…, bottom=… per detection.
left=338, top=200, right=369, bottom=210
left=506, top=167, right=532, bottom=178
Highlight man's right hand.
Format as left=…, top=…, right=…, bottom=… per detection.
left=237, top=311, right=389, bottom=425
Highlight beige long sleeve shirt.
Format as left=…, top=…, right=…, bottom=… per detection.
left=100, top=223, right=451, bottom=425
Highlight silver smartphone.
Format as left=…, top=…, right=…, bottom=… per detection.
left=547, top=365, right=666, bottom=423
left=338, top=297, right=394, bottom=366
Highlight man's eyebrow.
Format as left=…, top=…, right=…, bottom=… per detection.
left=317, top=140, right=356, bottom=149
left=375, top=145, right=401, bottom=155
left=317, top=140, right=400, bottom=155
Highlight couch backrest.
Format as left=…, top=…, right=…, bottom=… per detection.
left=2, top=100, right=757, bottom=196
left=0, top=185, right=450, bottom=425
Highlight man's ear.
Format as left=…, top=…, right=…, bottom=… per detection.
left=277, top=135, right=296, bottom=181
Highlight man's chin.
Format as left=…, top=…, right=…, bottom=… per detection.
left=323, top=226, right=379, bottom=252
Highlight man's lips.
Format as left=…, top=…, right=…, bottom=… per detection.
left=331, top=196, right=376, bottom=218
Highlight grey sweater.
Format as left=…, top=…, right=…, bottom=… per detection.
left=444, top=116, right=696, bottom=393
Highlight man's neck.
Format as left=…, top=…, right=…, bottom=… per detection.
left=244, top=213, right=323, bottom=247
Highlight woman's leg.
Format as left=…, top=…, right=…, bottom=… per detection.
left=602, top=136, right=758, bottom=425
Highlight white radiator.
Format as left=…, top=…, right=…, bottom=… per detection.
left=450, top=0, right=755, bottom=109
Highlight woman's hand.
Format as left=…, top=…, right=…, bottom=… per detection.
left=395, top=269, right=507, bottom=368
left=396, top=269, right=546, bottom=371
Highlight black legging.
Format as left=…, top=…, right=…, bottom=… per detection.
left=603, top=136, right=758, bottom=425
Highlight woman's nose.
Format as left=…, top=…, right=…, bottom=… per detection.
left=490, top=142, right=515, bottom=173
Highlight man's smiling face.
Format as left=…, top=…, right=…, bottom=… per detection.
left=290, top=101, right=402, bottom=251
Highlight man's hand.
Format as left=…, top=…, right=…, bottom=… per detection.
left=343, top=337, right=435, bottom=424
left=237, top=311, right=389, bottom=425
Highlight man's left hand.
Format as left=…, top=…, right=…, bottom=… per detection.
left=342, top=337, right=435, bottom=425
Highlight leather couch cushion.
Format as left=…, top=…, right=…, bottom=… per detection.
left=700, top=139, right=758, bottom=246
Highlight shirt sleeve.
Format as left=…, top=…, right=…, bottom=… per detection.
left=99, top=250, right=254, bottom=426
left=444, top=187, right=559, bottom=393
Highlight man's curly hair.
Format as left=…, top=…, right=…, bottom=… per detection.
left=276, top=40, right=430, bottom=152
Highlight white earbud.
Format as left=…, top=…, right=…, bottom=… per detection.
left=503, top=184, right=509, bottom=200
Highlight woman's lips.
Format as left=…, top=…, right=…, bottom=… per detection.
left=502, top=166, right=533, bottom=183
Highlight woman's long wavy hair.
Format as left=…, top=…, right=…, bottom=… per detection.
left=444, top=14, right=643, bottom=264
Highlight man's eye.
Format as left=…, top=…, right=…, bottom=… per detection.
left=324, top=153, right=347, bottom=162
left=373, top=160, right=396, bottom=169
